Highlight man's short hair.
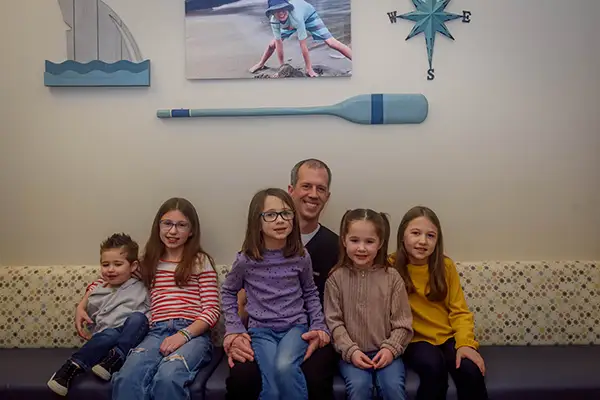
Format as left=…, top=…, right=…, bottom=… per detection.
left=290, top=158, right=332, bottom=188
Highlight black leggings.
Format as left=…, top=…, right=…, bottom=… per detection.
left=226, top=343, right=339, bottom=400
left=404, top=338, right=488, bottom=400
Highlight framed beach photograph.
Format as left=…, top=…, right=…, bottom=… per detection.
left=184, top=0, right=352, bottom=79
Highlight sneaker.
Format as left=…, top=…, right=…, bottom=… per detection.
left=47, top=360, right=83, bottom=396
left=92, top=348, right=124, bottom=381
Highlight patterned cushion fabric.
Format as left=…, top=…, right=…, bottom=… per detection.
left=0, top=261, right=598, bottom=348
left=459, top=261, right=600, bottom=346
left=0, top=265, right=230, bottom=348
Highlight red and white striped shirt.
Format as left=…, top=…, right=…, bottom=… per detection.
left=86, top=257, right=220, bottom=328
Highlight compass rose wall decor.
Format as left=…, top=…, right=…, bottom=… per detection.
left=388, top=0, right=471, bottom=80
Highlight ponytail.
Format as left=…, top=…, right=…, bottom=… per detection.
left=376, top=212, right=391, bottom=269
left=329, top=209, right=353, bottom=277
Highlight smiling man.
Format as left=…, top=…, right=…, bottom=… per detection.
left=225, top=158, right=340, bottom=400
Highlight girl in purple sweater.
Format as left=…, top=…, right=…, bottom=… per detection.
left=221, top=187, right=329, bottom=400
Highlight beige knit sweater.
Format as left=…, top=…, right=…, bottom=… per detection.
left=324, top=264, right=414, bottom=362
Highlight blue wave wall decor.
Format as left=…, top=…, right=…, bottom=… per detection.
left=45, top=0, right=150, bottom=87
left=44, top=60, right=150, bottom=87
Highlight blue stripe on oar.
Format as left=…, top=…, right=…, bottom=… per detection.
left=171, top=109, right=190, bottom=117
left=371, top=94, right=384, bottom=124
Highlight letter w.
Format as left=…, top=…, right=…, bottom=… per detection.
left=387, top=11, right=398, bottom=23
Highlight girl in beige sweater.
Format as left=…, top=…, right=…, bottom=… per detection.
left=324, top=208, right=414, bottom=400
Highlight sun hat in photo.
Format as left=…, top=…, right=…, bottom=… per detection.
left=265, top=0, right=294, bottom=17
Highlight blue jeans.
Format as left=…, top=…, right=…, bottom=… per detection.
left=339, top=350, right=407, bottom=400
left=71, top=312, right=149, bottom=370
left=111, top=318, right=213, bottom=400
left=249, top=324, right=309, bottom=400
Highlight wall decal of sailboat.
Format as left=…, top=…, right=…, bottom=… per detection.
left=44, top=0, right=151, bottom=87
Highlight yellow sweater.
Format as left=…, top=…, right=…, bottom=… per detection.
left=388, top=253, right=478, bottom=350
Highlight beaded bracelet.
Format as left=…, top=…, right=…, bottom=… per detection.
left=178, top=329, right=192, bottom=342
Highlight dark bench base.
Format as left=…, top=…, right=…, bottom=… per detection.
left=2, top=346, right=600, bottom=399
left=0, top=347, right=224, bottom=400
left=207, top=345, right=600, bottom=400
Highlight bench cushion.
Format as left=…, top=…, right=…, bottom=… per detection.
left=0, top=347, right=223, bottom=400
left=479, top=345, right=600, bottom=400
left=205, top=345, right=600, bottom=400
left=2, top=346, right=599, bottom=399
left=2, top=262, right=599, bottom=350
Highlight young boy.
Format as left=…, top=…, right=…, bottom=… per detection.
left=47, top=233, right=150, bottom=396
left=250, top=0, right=352, bottom=77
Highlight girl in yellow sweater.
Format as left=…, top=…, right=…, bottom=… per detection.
left=389, top=206, right=488, bottom=400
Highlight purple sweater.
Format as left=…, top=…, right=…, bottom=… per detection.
left=221, top=248, right=329, bottom=335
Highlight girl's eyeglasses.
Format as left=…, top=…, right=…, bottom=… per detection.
left=260, top=210, right=294, bottom=222
left=159, top=220, right=191, bottom=232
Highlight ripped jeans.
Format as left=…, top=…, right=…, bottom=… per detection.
left=111, top=318, right=212, bottom=400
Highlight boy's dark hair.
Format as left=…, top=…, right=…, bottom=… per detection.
left=100, top=233, right=139, bottom=264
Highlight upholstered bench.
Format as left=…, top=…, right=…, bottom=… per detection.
left=0, top=265, right=227, bottom=400
left=1, top=261, right=600, bottom=400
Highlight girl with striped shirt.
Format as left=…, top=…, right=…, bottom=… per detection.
left=107, top=197, right=220, bottom=400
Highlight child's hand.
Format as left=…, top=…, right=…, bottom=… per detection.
left=224, top=333, right=254, bottom=367
left=75, top=306, right=92, bottom=340
left=372, top=348, right=394, bottom=369
left=456, top=346, right=486, bottom=375
left=301, top=330, right=330, bottom=361
left=159, top=333, right=187, bottom=356
left=350, top=350, right=374, bottom=370
left=306, top=68, right=319, bottom=77
left=316, top=330, right=331, bottom=346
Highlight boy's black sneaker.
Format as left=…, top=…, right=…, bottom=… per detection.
left=92, top=348, right=124, bottom=381
left=47, top=360, right=83, bottom=396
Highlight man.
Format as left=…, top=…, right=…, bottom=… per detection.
left=225, top=158, right=340, bottom=400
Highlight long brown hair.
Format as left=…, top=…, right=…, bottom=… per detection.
left=241, top=188, right=304, bottom=261
left=394, top=205, right=447, bottom=302
left=330, top=208, right=391, bottom=275
left=141, top=197, right=214, bottom=288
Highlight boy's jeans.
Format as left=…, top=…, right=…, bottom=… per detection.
left=70, top=312, right=149, bottom=370
left=339, top=350, right=407, bottom=400
left=249, top=324, right=309, bottom=400
left=111, top=318, right=212, bottom=400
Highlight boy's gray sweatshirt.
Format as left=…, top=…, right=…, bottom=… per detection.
left=87, top=277, right=150, bottom=334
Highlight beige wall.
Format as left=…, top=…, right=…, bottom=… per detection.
left=1, top=0, right=599, bottom=267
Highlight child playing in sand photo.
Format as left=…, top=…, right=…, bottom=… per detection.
left=250, top=0, right=352, bottom=77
